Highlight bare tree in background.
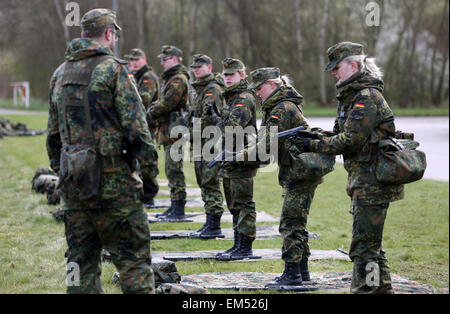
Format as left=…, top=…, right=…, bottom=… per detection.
left=319, top=0, right=329, bottom=105
left=294, top=0, right=303, bottom=69
left=53, top=0, right=70, bottom=45
left=0, top=0, right=448, bottom=106
left=430, top=0, right=449, bottom=105
left=400, top=0, right=427, bottom=107
left=188, top=0, right=199, bottom=64
left=134, top=0, right=145, bottom=49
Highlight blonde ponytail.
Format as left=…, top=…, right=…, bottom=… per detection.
left=344, top=55, right=384, bottom=79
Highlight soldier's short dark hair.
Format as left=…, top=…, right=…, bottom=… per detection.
left=81, top=25, right=112, bottom=39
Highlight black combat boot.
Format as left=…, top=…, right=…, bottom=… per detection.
left=300, top=257, right=311, bottom=281
left=165, top=200, right=186, bottom=219
left=229, top=233, right=255, bottom=260
left=199, top=214, right=224, bottom=239
left=155, top=204, right=173, bottom=217
left=144, top=199, right=155, bottom=208
left=265, top=262, right=303, bottom=288
left=216, top=230, right=241, bottom=259
left=189, top=215, right=210, bottom=238
left=216, top=215, right=240, bottom=258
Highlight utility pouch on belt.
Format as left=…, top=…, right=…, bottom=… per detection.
left=290, top=153, right=336, bottom=181
left=375, top=133, right=427, bottom=185
left=57, top=55, right=111, bottom=201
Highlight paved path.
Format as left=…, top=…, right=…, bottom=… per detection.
left=258, top=116, right=448, bottom=182
left=0, top=108, right=46, bottom=115
left=306, top=117, right=449, bottom=182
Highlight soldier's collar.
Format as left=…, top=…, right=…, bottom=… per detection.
left=192, top=73, right=215, bottom=86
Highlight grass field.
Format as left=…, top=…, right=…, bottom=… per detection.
left=0, top=114, right=448, bottom=294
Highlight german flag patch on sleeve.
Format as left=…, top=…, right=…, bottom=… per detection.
left=354, top=103, right=365, bottom=109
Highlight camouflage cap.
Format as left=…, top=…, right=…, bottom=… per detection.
left=248, top=67, right=280, bottom=90
left=190, top=54, right=212, bottom=68
left=157, top=45, right=183, bottom=59
left=124, top=48, right=146, bottom=61
left=222, top=58, right=245, bottom=75
left=80, top=8, right=121, bottom=31
left=324, top=42, right=364, bottom=72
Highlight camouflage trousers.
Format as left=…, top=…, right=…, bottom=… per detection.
left=194, top=161, right=224, bottom=216
left=349, top=203, right=393, bottom=294
left=164, top=144, right=186, bottom=202
left=280, top=185, right=316, bottom=264
left=64, top=203, right=154, bottom=294
left=223, top=177, right=256, bottom=238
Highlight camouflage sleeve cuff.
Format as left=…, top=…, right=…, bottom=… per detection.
left=310, top=139, right=320, bottom=152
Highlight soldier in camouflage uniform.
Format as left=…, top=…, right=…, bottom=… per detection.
left=238, top=68, right=323, bottom=287
left=148, top=45, right=190, bottom=219
left=46, top=9, right=158, bottom=294
left=215, top=58, right=259, bottom=260
left=124, top=48, right=160, bottom=207
left=189, top=54, right=226, bottom=238
left=289, top=42, right=404, bottom=294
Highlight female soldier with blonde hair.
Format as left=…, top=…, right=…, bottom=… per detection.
left=289, top=42, right=404, bottom=294
left=245, top=67, right=323, bottom=287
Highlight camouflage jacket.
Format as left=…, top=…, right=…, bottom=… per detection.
left=149, top=64, right=190, bottom=146
left=47, top=38, right=158, bottom=210
left=191, top=73, right=225, bottom=151
left=133, top=64, right=159, bottom=111
left=310, top=72, right=404, bottom=205
left=219, top=79, right=258, bottom=179
left=259, top=86, right=322, bottom=190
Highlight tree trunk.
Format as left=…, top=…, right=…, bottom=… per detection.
left=134, top=0, right=145, bottom=49
left=431, top=0, right=449, bottom=105
left=435, top=53, right=449, bottom=106
left=188, top=0, right=198, bottom=64
left=319, top=0, right=329, bottom=105
left=367, top=0, right=385, bottom=55
left=294, top=0, right=303, bottom=69
left=400, top=0, right=427, bottom=107
left=143, top=0, right=150, bottom=54
left=53, top=0, right=70, bottom=45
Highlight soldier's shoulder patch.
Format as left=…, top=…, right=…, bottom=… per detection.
left=354, top=103, right=365, bottom=109
left=271, top=114, right=280, bottom=120
left=128, top=73, right=134, bottom=78
left=350, top=108, right=364, bottom=120
left=235, top=103, right=244, bottom=107
left=360, top=88, right=371, bottom=97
